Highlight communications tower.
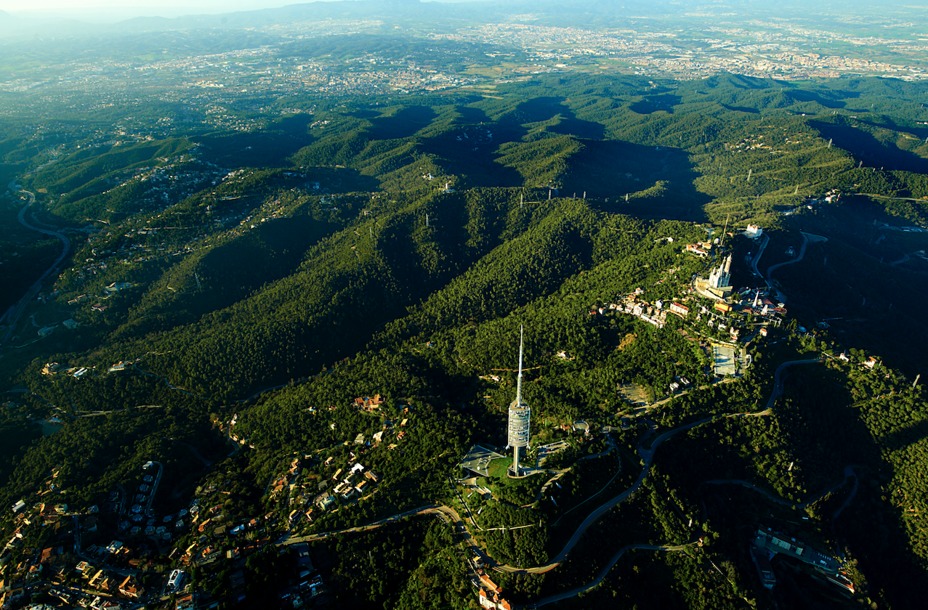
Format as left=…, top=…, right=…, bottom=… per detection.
left=508, top=326, right=531, bottom=476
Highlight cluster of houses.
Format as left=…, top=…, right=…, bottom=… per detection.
left=475, top=572, right=512, bottom=610
left=313, top=462, right=381, bottom=517
left=40, top=361, right=92, bottom=379
left=71, top=559, right=145, bottom=601
left=267, top=453, right=381, bottom=531
left=279, top=543, right=327, bottom=608
left=126, top=462, right=163, bottom=533
left=39, top=357, right=137, bottom=381
left=1, top=469, right=157, bottom=609
left=64, top=281, right=134, bottom=318
left=266, top=402, right=414, bottom=531
left=591, top=289, right=669, bottom=329
left=685, top=241, right=715, bottom=258
left=738, top=289, right=787, bottom=328
left=0, top=456, right=265, bottom=610
left=264, top=396, right=416, bottom=533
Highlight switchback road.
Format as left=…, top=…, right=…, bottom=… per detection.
left=1, top=190, right=71, bottom=346
left=527, top=543, right=695, bottom=608
left=271, top=356, right=829, bottom=606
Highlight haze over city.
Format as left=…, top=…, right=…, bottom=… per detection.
left=1, top=0, right=927, bottom=609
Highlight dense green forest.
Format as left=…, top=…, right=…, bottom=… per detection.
left=1, top=71, right=928, bottom=609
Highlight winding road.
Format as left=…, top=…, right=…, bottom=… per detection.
left=766, top=357, right=822, bottom=410
left=528, top=543, right=694, bottom=609
left=270, top=355, right=835, bottom=607
left=704, top=464, right=859, bottom=512
left=750, top=233, right=770, bottom=278
left=499, top=408, right=777, bottom=575
left=1, top=190, right=71, bottom=346
left=752, top=231, right=827, bottom=304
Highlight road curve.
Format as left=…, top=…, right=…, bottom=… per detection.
left=497, top=410, right=766, bottom=574
left=702, top=464, right=860, bottom=522
left=527, top=544, right=694, bottom=609
left=750, top=233, right=770, bottom=278
left=766, top=232, right=809, bottom=280
left=1, top=190, right=71, bottom=345
left=274, top=357, right=826, bottom=599
left=766, top=357, right=821, bottom=410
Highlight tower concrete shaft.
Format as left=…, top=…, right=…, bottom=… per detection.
left=508, top=326, right=530, bottom=475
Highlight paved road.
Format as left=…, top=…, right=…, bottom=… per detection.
left=750, top=233, right=770, bottom=278
left=284, top=406, right=778, bottom=581
left=1, top=190, right=71, bottom=345
left=628, top=377, right=737, bottom=416
left=704, top=464, right=859, bottom=514
left=764, top=231, right=828, bottom=304
left=766, top=357, right=822, bottom=410
left=831, top=465, right=860, bottom=521
left=498, top=409, right=772, bottom=575
left=766, top=232, right=809, bottom=280
left=752, top=231, right=827, bottom=304
left=279, top=504, right=451, bottom=545
left=527, top=544, right=694, bottom=608
left=272, top=357, right=825, bottom=602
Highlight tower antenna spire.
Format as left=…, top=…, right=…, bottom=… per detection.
left=508, top=325, right=531, bottom=476
left=517, top=325, right=524, bottom=405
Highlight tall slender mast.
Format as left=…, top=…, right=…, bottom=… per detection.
left=516, top=325, right=524, bottom=406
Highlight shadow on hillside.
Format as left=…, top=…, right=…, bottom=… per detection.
left=786, top=89, right=847, bottom=109
left=419, top=105, right=523, bottom=187
left=420, top=98, right=610, bottom=188
left=499, top=96, right=605, bottom=139
left=779, top=202, right=928, bottom=375
left=721, top=103, right=760, bottom=114
left=366, top=105, right=438, bottom=140
left=563, top=140, right=709, bottom=222
left=810, top=120, right=928, bottom=173
left=302, top=166, right=379, bottom=193
left=778, top=365, right=928, bottom=609
left=882, top=419, right=928, bottom=452
left=630, top=94, right=681, bottom=114
left=196, top=114, right=315, bottom=168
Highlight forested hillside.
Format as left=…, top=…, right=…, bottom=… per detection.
left=2, top=72, right=928, bottom=609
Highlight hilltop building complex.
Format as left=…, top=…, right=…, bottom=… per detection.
left=695, top=254, right=734, bottom=301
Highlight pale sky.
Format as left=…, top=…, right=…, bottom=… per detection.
left=0, top=0, right=316, bottom=20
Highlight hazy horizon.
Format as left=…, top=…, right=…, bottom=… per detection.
left=0, top=0, right=495, bottom=21
left=0, top=0, right=323, bottom=21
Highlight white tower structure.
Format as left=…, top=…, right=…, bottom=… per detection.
left=708, top=255, right=732, bottom=290
left=508, top=326, right=531, bottom=476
